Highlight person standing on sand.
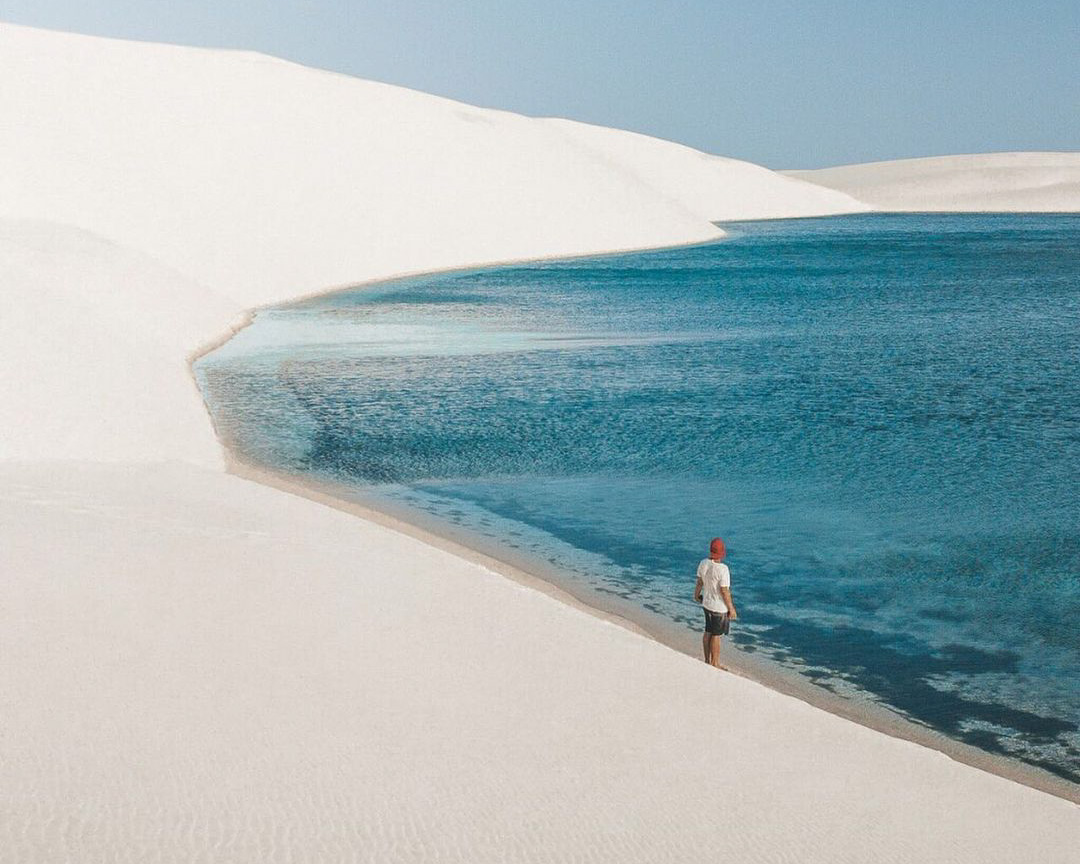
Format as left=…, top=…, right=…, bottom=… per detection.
left=694, top=537, right=737, bottom=668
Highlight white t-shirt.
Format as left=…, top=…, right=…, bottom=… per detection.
left=697, top=559, right=731, bottom=614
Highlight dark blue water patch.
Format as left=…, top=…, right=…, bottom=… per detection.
left=195, top=214, right=1080, bottom=784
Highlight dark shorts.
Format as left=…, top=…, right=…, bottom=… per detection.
left=704, top=608, right=730, bottom=636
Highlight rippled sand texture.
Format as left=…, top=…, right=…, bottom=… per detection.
left=3, top=462, right=1078, bottom=863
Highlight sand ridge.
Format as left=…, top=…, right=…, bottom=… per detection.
left=786, top=152, right=1080, bottom=212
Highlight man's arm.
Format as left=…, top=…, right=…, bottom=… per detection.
left=694, top=577, right=703, bottom=604
left=721, top=586, right=737, bottom=619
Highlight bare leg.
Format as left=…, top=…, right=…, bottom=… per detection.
left=709, top=635, right=723, bottom=668
left=702, top=630, right=710, bottom=662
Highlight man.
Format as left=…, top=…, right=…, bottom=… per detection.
left=694, top=537, right=737, bottom=668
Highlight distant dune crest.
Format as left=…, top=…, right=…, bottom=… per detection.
left=787, top=152, right=1080, bottom=212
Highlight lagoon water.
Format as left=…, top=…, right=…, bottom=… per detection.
left=197, top=215, right=1080, bottom=783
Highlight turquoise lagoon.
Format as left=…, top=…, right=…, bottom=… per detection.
left=196, top=215, right=1080, bottom=784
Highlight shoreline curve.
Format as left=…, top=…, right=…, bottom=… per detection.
left=191, top=245, right=1079, bottom=805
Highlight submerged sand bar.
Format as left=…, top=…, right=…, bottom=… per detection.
left=2, top=22, right=1079, bottom=862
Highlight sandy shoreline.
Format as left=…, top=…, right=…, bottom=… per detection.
left=191, top=232, right=1080, bottom=806
left=224, top=456, right=1080, bottom=805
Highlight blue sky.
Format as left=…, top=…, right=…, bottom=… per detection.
left=2, top=0, right=1077, bottom=167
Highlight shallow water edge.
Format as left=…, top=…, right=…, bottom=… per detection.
left=223, top=454, right=1079, bottom=805
left=191, top=218, right=1080, bottom=803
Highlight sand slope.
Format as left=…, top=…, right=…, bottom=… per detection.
left=1, top=20, right=859, bottom=317
left=787, top=152, right=1080, bottom=212
left=3, top=461, right=1077, bottom=863
left=0, top=22, right=699, bottom=310
left=545, top=119, right=869, bottom=221
left=1, top=21, right=1078, bottom=863
left=0, top=220, right=235, bottom=465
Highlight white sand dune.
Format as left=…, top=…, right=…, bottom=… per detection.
left=787, top=152, right=1080, bottom=212
left=0, top=220, right=235, bottom=464
left=544, top=119, right=869, bottom=221
left=1, top=21, right=1078, bottom=863
left=0, top=21, right=863, bottom=317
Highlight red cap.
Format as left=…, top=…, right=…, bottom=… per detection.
left=709, top=537, right=726, bottom=560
